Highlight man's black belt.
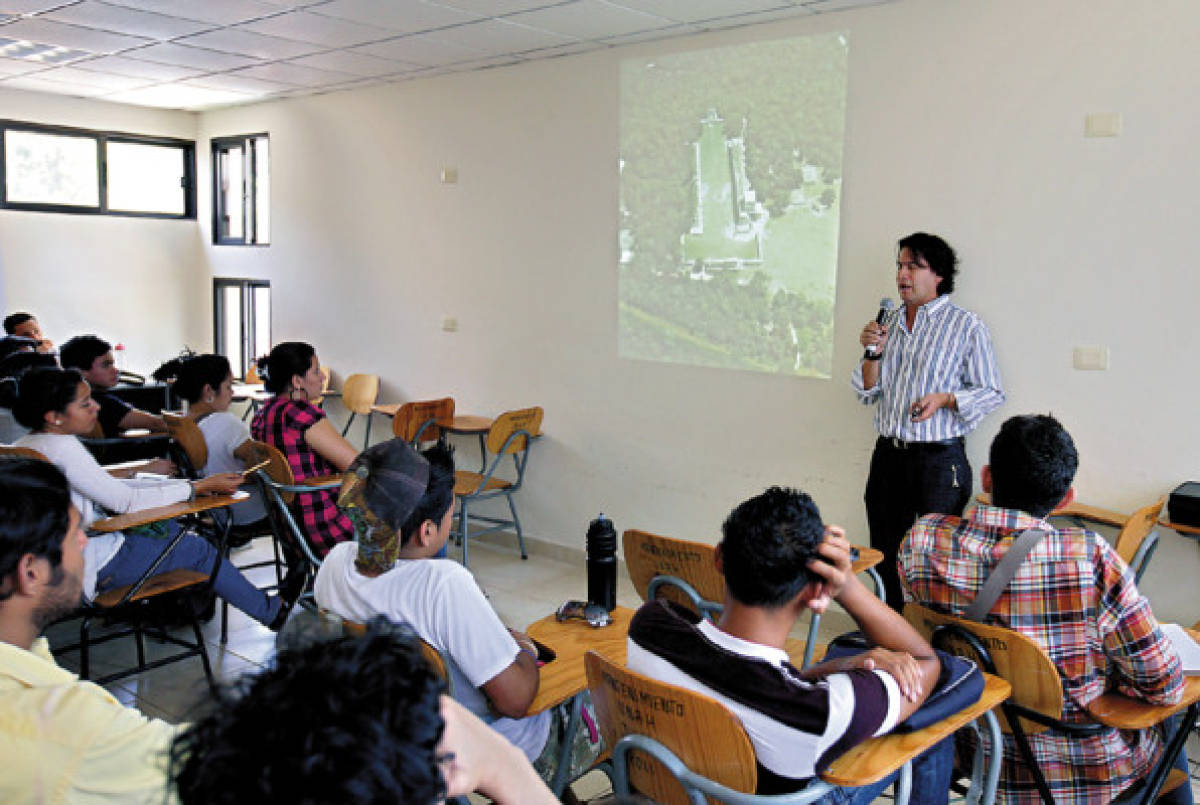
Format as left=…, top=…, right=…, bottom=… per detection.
left=877, top=435, right=964, bottom=451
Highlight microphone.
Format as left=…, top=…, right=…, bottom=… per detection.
left=862, top=298, right=895, bottom=360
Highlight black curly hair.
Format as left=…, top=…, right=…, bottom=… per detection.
left=170, top=617, right=449, bottom=804
left=719, top=486, right=825, bottom=608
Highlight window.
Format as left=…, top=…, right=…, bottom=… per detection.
left=212, top=134, right=269, bottom=245
left=214, top=279, right=271, bottom=381
left=0, top=119, right=195, bottom=218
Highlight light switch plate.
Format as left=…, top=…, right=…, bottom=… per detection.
left=1084, top=112, right=1122, bottom=138
left=1073, top=345, right=1109, bottom=370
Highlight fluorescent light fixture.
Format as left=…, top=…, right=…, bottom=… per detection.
left=0, top=36, right=91, bottom=64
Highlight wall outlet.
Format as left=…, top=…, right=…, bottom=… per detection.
left=1084, top=112, right=1121, bottom=138
left=440, top=167, right=458, bottom=183
left=1072, top=345, right=1109, bottom=370
left=442, top=316, right=458, bottom=332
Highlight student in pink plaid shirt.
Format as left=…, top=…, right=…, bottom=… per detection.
left=251, top=342, right=358, bottom=557
left=899, top=414, right=1189, bottom=804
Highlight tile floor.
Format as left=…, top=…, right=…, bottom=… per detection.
left=45, top=535, right=1200, bottom=803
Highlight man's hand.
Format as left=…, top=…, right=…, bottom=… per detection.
left=805, top=526, right=854, bottom=613
left=847, top=648, right=926, bottom=702
left=908, top=392, right=955, bottom=423
left=860, top=321, right=889, bottom=355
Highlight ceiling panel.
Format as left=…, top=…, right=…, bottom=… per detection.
left=428, top=18, right=576, bottom=57
left=0, top=17, right=152, bottom=53
left=312, top=0, right=482, bottom=34
left=41, top=2, right=216, bottom=41
left=236, top=59, right=357, bottom=86
left=0, top=55, right=44, bottom=75
left=31, top=64, right=154, bottom=90
left=289, top=48, right=419, bottom=76
left=73, top=54, right=205, bottom=80
left=128, top=42, right=263, bottom=71
left=428, top=0, right=565, bottom=13
left=239, top=10, right=396, bottom=47
left=1, top=73, right=110, bottom=96
left=102, top=0, right=285, bottom=26
left=352, top=33, right=483, bottom=67
left=105, top=82, right=255, bottom=108
left=605, top=0, right=794, bottom=24
left=177, top=28, right=323, bottom=60
left=182, top=72, right=295, bottom=95
left=0, top=0, right=72, bottom=13
left=509, top=1, right=675, bottom=40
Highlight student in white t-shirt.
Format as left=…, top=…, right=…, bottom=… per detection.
left=153, top=353, right=267, bottom=526
left=314, top=440, right=554, bottom=764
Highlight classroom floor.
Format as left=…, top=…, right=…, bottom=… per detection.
left=44, top=535, right=1200, bottom=804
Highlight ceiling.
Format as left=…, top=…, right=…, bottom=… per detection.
left=0, top=0, right=891, bottom=111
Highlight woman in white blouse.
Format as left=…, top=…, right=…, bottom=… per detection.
left=13, top=367, right=301, bottom=629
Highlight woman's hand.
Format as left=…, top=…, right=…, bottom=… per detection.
left=193, top=473, right=243, bottom=496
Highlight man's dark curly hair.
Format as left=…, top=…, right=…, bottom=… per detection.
left=898, top=232, right=958, bottom=295
left=0, top=457, right=71, bottom=602
left=720, top=486, right=825, bottom=608
left=988, top=414, right=1078, bottom=518
left=170, top=618, right=448, bottom=804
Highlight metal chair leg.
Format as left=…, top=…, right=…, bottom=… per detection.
left=190, top=604, right=217, bottom=693
left=460, top=500, right=470, bottom=567
left=364, top=411, right=373, bottom=450
left=506, top=492, right=527, bottom=560
left=79, top=616, right=92, bottom=680
left=340, top=411, right=357, bottom=437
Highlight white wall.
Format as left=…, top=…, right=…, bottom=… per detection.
left=0, top=87, right=205, bottom=372
left=156, top=0, right=1200, bottom=623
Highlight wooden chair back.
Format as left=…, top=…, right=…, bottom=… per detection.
left=163, top=413, right=208, bottom=473
left=623, top=529, right=724, bottom=616
left=1113, top=496, right=1165, bottom=567
left=392, top=397, right=455, bottom=443
left=336, top=615, right=449, bottom=682
left=0, top=444, right=50, bottom=462
left=340, top=373, right=380, bottom=416
left=585, top=650, right=757, bottom=805
left=253, top=440, right=297, bottom=504
left=904, top=603, right=1064, bottom=734
left=485, top=406, right=543, bottom=455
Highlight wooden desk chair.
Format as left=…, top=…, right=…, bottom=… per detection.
left=0, top=445, right=229, bottom=690
left=903, top=603, right=1195, bottom=804
left=330, top=612, right=453, bottom=695
left=585, top=650, right=975, bottom=805
left=452, top=406, right=542, bottom=567
left=243, top=365, right=261, bottom=385
left=337, top=373, right=380, bottom=448
left=391, top=397, right=456, bottom=446
left=162, top=412, right=207, bottom=477
left=251, top=441, right=343, bottom=610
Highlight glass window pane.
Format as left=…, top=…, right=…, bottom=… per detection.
left=106, top=141, right=185, bottom=214
left=252, top=286, right=271, bottom=360
left=253, top=136, right=269, bottom=244
left=220, top=146, right=244, bottom=239
left=220, top=286, right=243, bottom=379
left=4, top=129, right=99, bottom=206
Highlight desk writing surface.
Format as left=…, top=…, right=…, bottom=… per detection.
left=89, top=494, right=238, bottom=534
left=435, top=415, right=493, bottom=434
left=1086, top=627, right=1200, bottom=729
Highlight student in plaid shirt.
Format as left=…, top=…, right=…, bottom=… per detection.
left=899, top=414, right=1190, bottom=804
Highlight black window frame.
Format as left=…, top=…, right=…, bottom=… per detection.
left=0, top=118, right=196, bottom=219
left=211, top=133, right=269, bottom=246
left=213, top=278, right=271, bottom=380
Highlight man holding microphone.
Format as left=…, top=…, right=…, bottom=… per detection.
left=851, top=232, right=1004, bottom=610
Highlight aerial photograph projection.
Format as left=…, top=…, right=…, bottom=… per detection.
left=618, top=32, right=848, bottom=378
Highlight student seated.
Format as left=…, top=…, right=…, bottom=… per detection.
left=899, top=414, right=1191, bottom=805
left=0, top=334, right=38, bottom=361
left=153, top=353, right=269, bottom=528
left=170, top=618, right=559, bottom=805
left=3, top=311, right=54, bottom=353
left=0, top=351, right=57, bottom=444
left=12, top=367, right=303, bottom=630
left=627, top=486, right=952, bottom=803
left=251, top=342, right=358, bottom=556
left=314, top=440, right=596, bottom=781
left=59, top=334, right=165, bottom=435
left=0, top=456, right=181, bottom=802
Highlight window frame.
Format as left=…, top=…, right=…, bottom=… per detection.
left=0, top=118, right=196, bottom=219
left=211, top=132, right=269, bottom=246
left=213, top=278, right=271, bottom=380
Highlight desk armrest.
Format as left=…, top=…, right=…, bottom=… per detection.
left=90, top=494, right=238, bottom=533
left=1086, top=676, right=1200, bottom=730
left=976, top=493, right=1129, bottom=528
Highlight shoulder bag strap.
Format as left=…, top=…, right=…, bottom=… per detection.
left=962, top=529, right=1047, bottom=622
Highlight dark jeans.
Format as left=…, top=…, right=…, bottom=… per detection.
left=865, top=437, right=971, bottom=610
left=815, top=736, right=954, bottom=805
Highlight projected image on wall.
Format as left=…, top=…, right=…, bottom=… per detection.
left=618, top=33, right=848, bottom=378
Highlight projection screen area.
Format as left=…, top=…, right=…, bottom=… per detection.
left=618, top=32, right=848, bottom=378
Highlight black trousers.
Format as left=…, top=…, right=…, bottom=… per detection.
left=864, top=436, right=971, bottom=611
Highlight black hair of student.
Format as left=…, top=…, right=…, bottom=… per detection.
left=398, top=443, right=456, bottom=545
left=59, top=334, right=111, bottom=372
left=719, top=486, right=824, bottom=608
left=0, top=458, right=71, bottom=602
left=153, top=353, right=231, bottom=404
left=988, top=414, right=1078, bottom=518
left=0, top=351, right=59, bottom=410
left=170, top=617, right=447, bottom=804
left=3, top=312, right=33, bottom=335
left=257, top=342, right=316, bottom=395
left=13, top=367, right=85, bottom=430
left=898, top=232, right=957, bottom=295
left=0, top=335, right=38, bottom=361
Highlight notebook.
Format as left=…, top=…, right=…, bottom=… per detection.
left=1162, top=623, right=1200, bottom=675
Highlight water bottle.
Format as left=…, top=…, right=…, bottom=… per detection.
left=586, top=513, right=617, bottom=612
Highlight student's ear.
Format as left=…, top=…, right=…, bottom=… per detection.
left=201, top=383, right=217, bottom=401
left=1056, top=487, right=1075, bottom=510
left=414, top=518, right=437, bottom=548
left=42, top=409, right=61, bottom=429
left=713, top=543, right=724, bottom=575
left=801, top=579, right=832, bottom=616
left=981, top=465, right=993, bottom=494
left=12, top=553, right=46, bottom=597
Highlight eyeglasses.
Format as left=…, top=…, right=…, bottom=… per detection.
left=556, top=599, right=613, bottom=628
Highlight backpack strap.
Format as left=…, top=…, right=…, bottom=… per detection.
left=962, top=529, right=1047, bottom=622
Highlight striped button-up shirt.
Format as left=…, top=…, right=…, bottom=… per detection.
left=899, top=505, right=1184, bottom=805
left=851, top=294, right=1003, bottom=441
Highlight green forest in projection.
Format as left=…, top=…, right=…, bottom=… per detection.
left=618, top=33, right=847, bottom=377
